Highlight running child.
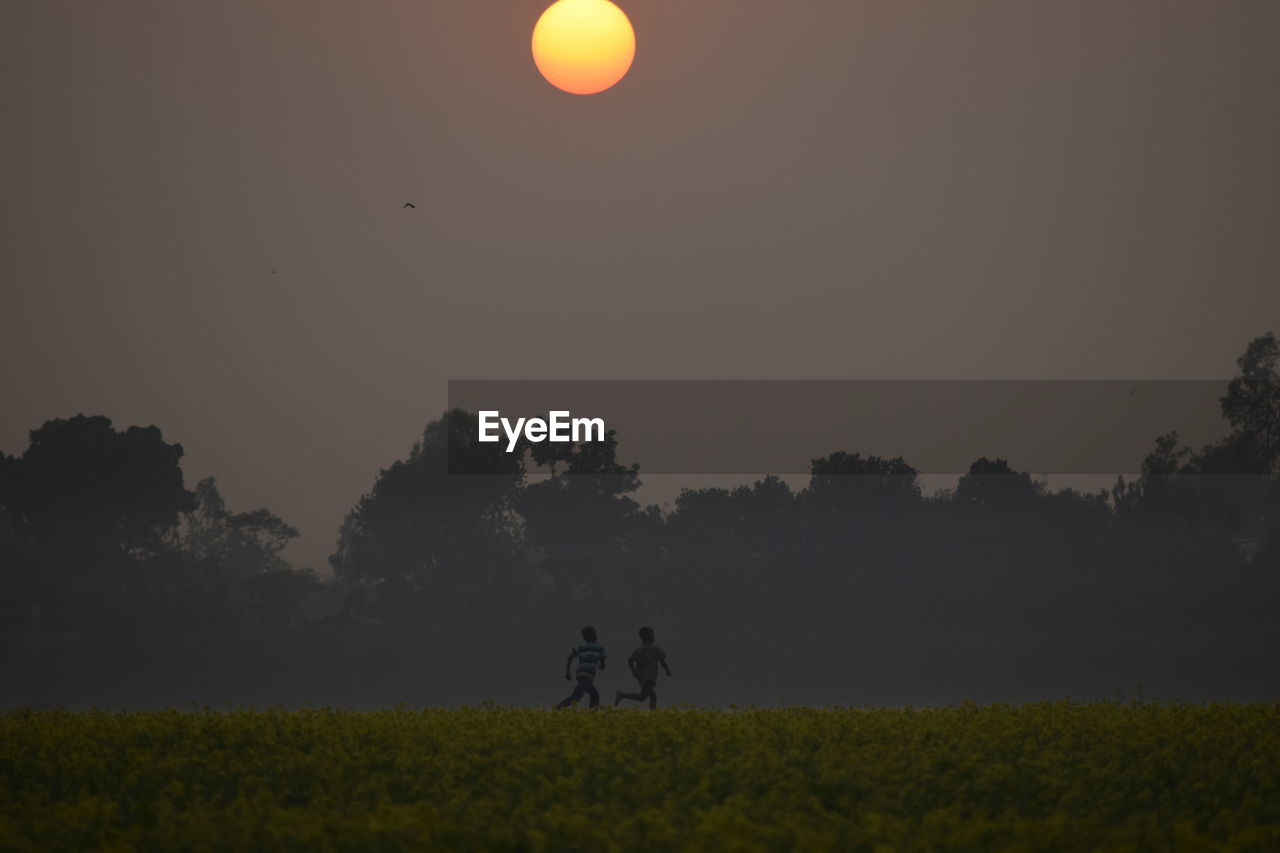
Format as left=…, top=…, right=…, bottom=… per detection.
left=555, top=625, right=606, bottom=709
left=615, top=626, right=671, bottom=709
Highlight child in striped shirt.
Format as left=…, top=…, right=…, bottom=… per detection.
left=554, top=625, right=606, bottom=709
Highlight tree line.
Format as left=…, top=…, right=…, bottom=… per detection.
left=1, top=333, right=1277, bottom=650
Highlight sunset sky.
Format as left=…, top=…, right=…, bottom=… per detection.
left=3, top=0, right=1278, bottom=571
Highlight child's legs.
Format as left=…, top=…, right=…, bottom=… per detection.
left=555, top=678, right=591, bottom=708
left=620, top=679, right=658, bottom=708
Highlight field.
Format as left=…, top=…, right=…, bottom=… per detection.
left=3, top=703, right=1279, bottom=851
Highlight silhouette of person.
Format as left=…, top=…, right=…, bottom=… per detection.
left=555, top=625, right=606, bottom=709
left=615, top=626, right=671, bottom=709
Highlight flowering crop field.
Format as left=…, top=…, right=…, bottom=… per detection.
left=3, top=703, right=1279, bottom=851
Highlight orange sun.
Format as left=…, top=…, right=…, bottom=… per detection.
left=532, top=0, right=635, bottom=95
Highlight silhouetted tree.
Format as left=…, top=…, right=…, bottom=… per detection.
left=0, top=415, right=194, bottom=629
left=662, top=476, right=798, bottom=625
left=0, top=459, right=36, bottom=629
left=953, top=457, right=1039, bottom=509
left=805, top=452, right=921, bottom=513
left=1142, top=432, right=1192, bottom=476
left=330, top=409, right=525, bottom=626
left=176, top=477, right=311, bottom=630
left=517, top=429, right=652, bottom=614
left=1219, top=331, right=1280, bottom=475
left=1130, top=334, right=1280, bottom=546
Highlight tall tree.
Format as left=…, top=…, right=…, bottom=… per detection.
left=1137, top=333, right=1280, bottom=539
left=330, top=409, right=525, bottom=626
left=1218, top=331, right=1280, bottom=474
left=662, top=476, right=797, bottom=623
left=0, top=415, right=194, bottom=629
left=516, top=428, right=649, bottom=610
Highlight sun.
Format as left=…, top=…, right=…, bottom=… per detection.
left=532, top=0, right=635, bottom=95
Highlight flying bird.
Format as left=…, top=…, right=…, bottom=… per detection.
left=402, top=202, right=416, bottom=209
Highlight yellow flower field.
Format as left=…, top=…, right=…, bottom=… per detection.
left=2, top=702, right=1278, bottom=851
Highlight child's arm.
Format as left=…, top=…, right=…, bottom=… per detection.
left=627, top=651, right=638, bottom=678
left=662, top=659, right=672, bottom=677
left=564, top=649, right=577, bottom=681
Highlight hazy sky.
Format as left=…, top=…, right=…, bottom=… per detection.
left=3, top=1, right=1278, bottom=571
